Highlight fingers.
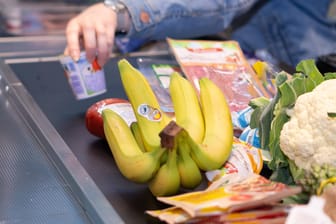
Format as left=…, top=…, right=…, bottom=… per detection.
left=82, top=26, right=97, bottom=63
left=65, top=18, right=82, bottom=61
left=64, top=3, right=117, bottom=67
left=96, top=23, right=113, bottom=66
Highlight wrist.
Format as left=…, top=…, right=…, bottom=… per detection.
left=104, top=0, right=131, bottom=34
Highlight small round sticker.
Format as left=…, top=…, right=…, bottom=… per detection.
left=137, top=104, right=162, bottom=122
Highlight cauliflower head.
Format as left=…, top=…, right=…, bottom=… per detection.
left=280, top=79, right=336, bottom=171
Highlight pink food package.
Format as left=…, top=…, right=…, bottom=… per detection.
left=167, top=39, right=270, bottom=112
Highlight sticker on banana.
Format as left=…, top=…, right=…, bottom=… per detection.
left=118, top=59, right=172, bottom=152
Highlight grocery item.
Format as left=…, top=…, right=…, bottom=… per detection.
left=168, top=72, right=204, bottom=189
left=193, top=204, right=289, bottom=224
left=147, top=204, right=290, bottom=224
left=280, top=79, right=336, bottom=171
left=59, top=52, right=106, bottom=100
left=85, top=98, right=135, bottom=138
left=152, top=174, right=301, bottom=221
left=148, top=123, right=181, bottom=197
left=232, top=106, right=254, bottom=130
left=182, top=77, right=233, bottom=171
left=249, top=59, right=336, bottom=201
left=205, top=138, right=264, bottom=191
left=252, top=60, right=278, bottom=98
left=118, top=59, right=172, bottom=152
left=101, top=59, right=236, bottom=197
left=239, top=126, right=261, bottom=148
left=137, top=58, right=182, bottom=113
left=129, top=121, right=146, bottom=152
left=168, top=39, right=269, bottom=112
left=176, top=134, right=203, bottom=189
left=102, top=109, right=166, bottom=183
left=169, top=72, right=205, bottom=144
left=149, top=74, right=234, bottom=194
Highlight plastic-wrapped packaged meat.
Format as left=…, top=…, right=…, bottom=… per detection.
left=168, top=39, right=270, bottom=112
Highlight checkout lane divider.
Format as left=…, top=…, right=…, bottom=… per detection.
left=4, top=50, right=171, bottom=64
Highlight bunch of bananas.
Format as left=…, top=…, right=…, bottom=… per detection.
left=102, top=59, right=233, bottom=197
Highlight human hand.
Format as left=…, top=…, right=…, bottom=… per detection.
left=64, top=3, right=117, bottom=67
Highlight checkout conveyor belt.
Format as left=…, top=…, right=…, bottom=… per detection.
left=2, top=53, right=180, bottom=224
left=0, top=58, right=126, bottom=224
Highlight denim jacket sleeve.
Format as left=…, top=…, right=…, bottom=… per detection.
left=119, top=0, right=259, bottom=40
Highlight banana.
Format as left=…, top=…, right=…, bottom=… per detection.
left=169, top=72, right=204, bottom=143
left=130, top=121, right=146, bottom=152
left=177, top=134, right=203, bottom=189
left=102, top=109, right=165, bottom=183
left=130, top=121, right=168, bottom=164
left=118, top=59, right=171, bottom=152
left=148, top=145, right=180, bottom=197
left=187, top=77, right=234, bottom=171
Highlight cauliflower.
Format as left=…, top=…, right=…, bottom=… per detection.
left=249, top=59, right=336, bottom=200
left=280, top=79, right=336, bottom=171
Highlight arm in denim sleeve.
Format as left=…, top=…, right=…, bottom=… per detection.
left=119, top=0, right=260, bottom=41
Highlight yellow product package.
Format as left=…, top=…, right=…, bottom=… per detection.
left=146, top=207, right=192, bottom=224
left=146, top=203, right=291, bottom=224
left=157, top=174, right=301, bottom=218
left=205, top=138, right=263, bottom=190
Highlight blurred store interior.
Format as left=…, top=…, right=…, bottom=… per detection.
left=0, top=0, right=96, bottom=36
left=0, top=0, right=169, bottom=61
left=0, top=0, right=98, bottom=60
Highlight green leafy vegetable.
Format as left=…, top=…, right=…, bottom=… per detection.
left=249, top=59, right=336, bottom=202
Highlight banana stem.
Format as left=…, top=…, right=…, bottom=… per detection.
left=159, top=120, right=183, bottom=150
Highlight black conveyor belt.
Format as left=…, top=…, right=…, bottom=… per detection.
left=9, top=55, right=175, bottom=224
